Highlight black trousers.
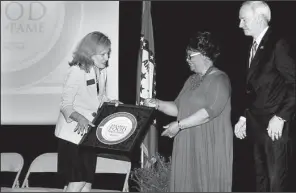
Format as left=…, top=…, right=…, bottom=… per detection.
left=247, top=110, right=295, bottom=192
left=253, top=137, right=292, bottom=192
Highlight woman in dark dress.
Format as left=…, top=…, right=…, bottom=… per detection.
left=144, top=31, right=233, bottom=192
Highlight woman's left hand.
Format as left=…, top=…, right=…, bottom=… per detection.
left=109, top=99, right=123, bottom=107
left=161, top=121, right=180, bottom=138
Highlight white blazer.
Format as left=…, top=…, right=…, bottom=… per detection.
left=54, top=65, right=110, bottom=144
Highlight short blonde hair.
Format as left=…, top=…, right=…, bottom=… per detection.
left=242, top=1, right=271, bottom=23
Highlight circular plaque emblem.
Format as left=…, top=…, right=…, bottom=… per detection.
left=96, top=112, right=137, bottom=145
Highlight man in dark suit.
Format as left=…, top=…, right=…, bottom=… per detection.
left=234, top=1, right=296, bottom=192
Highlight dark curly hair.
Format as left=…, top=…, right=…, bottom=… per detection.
left=186, top=31, right=220, bottom=62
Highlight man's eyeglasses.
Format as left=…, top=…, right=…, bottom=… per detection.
left=186, top=52, right=201, bottom=61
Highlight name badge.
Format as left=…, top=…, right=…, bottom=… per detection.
left=86, top=79, right=95, bottom=86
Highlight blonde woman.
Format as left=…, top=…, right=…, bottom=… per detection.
left=55, top=31, right=120, bottom=192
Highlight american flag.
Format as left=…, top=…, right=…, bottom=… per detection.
left=136, top=1, right=158, bottom=168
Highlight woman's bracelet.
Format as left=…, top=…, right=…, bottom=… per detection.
left=155, top=99, right=159, bottom=110
left=177, top=120, right=184, bottom=130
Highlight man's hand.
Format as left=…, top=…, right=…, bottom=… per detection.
left=234, top=117, right=247, bottom=139
left=267, top=115, right=285, bottom=141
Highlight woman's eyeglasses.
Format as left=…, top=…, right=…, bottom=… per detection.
left=186, top=52, right=201, bottom=61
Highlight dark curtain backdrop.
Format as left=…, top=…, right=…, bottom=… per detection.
left=119, top=1, right=296, bottom=191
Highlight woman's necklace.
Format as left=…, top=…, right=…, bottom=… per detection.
left=190, top=65, right=215, bottom=90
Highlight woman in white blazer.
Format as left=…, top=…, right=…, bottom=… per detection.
left=55, top=31, right=120, bottom=192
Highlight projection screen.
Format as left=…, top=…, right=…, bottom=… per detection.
left=1, top=1, right=119, bottom=125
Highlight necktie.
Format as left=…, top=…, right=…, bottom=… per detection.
left=250, top=41, right=258, bottom=63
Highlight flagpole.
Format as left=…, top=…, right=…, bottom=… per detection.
left=140, top=1, right=147, bottom=169
left=137, top=1, right=157, bottom=169
left=141, top=144, right=144, bottom=168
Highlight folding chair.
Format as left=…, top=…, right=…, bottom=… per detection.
left=62, top=156, right=132, bottom=192
left=1, top=152, right=24, bottom=188
left=91, top=156, right=131, bottom=192
left=21, top=152, right=63, bottom=192
left=25, top=153, right=131, bottom=192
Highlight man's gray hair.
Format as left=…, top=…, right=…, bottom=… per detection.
left=242, top=1, right=271, bottom=23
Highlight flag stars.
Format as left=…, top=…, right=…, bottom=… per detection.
left=139, top=97, right=145, bottom=105
left=141, top=72, right=146, bottom=80
left=140, top=85, right=144, bottom=93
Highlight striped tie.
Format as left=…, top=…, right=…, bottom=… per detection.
left=250, top=41, right=258, bottom=64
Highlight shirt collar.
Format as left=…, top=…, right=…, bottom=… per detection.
left=254, top=26, right=269, bottom=46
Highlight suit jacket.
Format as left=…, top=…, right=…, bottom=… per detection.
left=243, top=28, right=296, bottom=142
left=54, top=65, right=110, bottom=144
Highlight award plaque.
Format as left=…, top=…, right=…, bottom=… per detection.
left=80, top=102, right=156, bottom=155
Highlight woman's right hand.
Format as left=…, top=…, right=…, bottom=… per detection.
left=144, top=98, right=159, bottom=109
left=74, top=115, right=95, bottom=136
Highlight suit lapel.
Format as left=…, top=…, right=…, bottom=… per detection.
left=86, top=67, right=98, bottom=98
left=247, top=28, right=272, bottom=82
